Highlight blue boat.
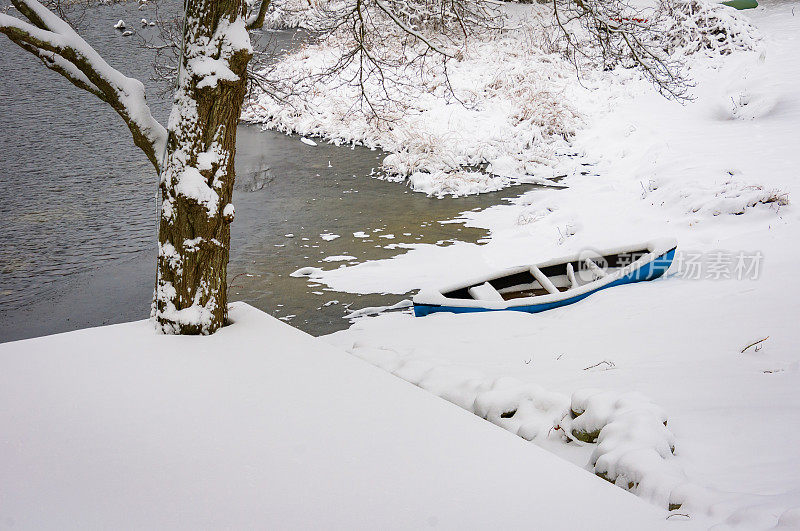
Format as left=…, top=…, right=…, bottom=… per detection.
left=413, top=238, right=677, bottom=317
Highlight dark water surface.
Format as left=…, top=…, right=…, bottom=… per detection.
left=0, top=3, right=527, bottom=342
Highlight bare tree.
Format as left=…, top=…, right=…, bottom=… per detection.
left=1, top=0, right=273, bottom=334
left=0, top=0, right=484, bottom=335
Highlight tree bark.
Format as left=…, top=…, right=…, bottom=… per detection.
left=154, top=0, right=252, bottom=334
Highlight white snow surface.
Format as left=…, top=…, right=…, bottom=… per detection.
left=0, top=303, right=686, bottom=529
left=306, top=2, right=800, bottom=528
left=322, top=254, right=357, bottom=262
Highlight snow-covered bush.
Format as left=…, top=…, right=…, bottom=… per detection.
left=258, top=0, right=330, bottom=29
left=642, top=174, right=790, bottom=216
left=244, top=8, right=585, bottom=196
left=659, top=0, right=762, bottom=57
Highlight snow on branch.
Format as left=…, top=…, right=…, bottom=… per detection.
left=245, top=0, right=272, bottom=30
left=549, top=0, right=693, bottom=101
left=261, top=0, right=505, bottom=120
left=0, top=0, right=167, bottom=171
left=373, top=0, right=454, bottom=58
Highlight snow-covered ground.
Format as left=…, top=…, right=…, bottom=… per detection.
left=0, top=303, right=689, bottom=529
left=258, top=1, right=800, bottom=528
left=4, top=1, right=797, bottom=528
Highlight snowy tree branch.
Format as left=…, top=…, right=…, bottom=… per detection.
left=245, top=0, right=270, bottom=30
left=0, top=0, right=167, bottom=171
left=549, top=0, right=691, bottom=101
left=20, top=41, right=104, bottom=97
left=373, top=0, right=454, bottom=58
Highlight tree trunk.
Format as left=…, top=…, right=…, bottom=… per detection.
left=154, top=0, right=252, bottom=334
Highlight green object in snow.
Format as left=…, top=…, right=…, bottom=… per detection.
left=721, top=0, right=758, bottom=9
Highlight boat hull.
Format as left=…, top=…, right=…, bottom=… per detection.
left=413, top=247, right=676, bottom=317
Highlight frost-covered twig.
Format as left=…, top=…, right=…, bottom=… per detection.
left=373, top=0, right=454, bottom=58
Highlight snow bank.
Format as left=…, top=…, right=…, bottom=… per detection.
left=319, top=3, right=800, bottom=526
left=347, top=339, right=692, bottom=510
left=0, top=303, right=683, bottom=529
left=243, top=5, right=586, bottom=197
left=245, top=0, right=765, bottom=197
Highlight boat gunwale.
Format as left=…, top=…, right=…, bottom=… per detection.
left=412, top=238, right=677, bottom=311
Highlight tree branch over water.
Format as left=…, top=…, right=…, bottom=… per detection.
left=1, top=0, right=167, bottom=170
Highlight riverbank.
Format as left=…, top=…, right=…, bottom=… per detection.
left=273, top=0, right=800, bottom=527
left=0, top=5, right=531, bottom=342
left=244, top=0, right=762, bottom=199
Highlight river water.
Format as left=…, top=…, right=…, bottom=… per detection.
left=0, top=2, right=529, bottom=341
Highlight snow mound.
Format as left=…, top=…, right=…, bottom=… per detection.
left=660, top=0, right=762, bottom=58
left=348, top=342, right=571, bottom=440
left=566, top=389, right=686, bottom=509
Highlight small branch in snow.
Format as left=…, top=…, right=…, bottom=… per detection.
left=583, top=360, right=616, bottom=371
left=740, top=336, right=769, bottom=353
left=551, top=421, right=587, bottom=446
left=227, top=272, right=249, bottom=290
left=666, top=513, right=691, bottom=520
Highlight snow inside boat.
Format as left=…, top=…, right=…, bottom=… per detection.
left=413, top=238, right=677, bottom=317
